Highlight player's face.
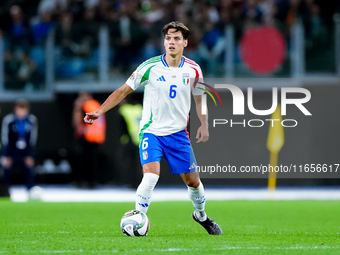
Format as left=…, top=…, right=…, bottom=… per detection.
left=164, top=28, right=188, bottom=56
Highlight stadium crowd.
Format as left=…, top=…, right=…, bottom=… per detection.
left=0, top=0, right=339, bottom=86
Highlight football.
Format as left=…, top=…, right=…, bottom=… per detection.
left=120, top=210, right=150, bottom=236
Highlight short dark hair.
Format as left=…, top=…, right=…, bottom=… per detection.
left=15, top=98, right=30, bottom=109
left=162, top=21, right=190, bottom=40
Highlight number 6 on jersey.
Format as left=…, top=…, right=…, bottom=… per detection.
left=169, top=85, right=177, bottom=99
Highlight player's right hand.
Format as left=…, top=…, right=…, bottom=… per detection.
left=83, top=112, right=100, bottom=125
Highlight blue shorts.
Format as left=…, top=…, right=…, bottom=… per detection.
left=139, top=130, right=197, bottom=174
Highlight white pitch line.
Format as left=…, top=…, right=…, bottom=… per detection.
left=1, top=246, right=339, bottom=254
left=9, top=186, right=340, bottom=202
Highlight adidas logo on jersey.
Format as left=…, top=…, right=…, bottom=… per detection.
left=157, top=75, right=166, bottom=81
left=190, top=162, right=197, bottom=170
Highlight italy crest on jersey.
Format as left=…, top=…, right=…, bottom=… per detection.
left=182, top=73, right=190, bottom=85
left=143, top=151, right=148, bottom=160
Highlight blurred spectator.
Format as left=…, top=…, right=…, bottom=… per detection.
left=240, top=0, right=263, bottom=30
left=258, top=0, right=290, bottom=28
left=143, top=0, right=165, bottom=26
left=4, top=49, right=20, bottom=90
left=96, top=0, right=115, bottom=22
left=66, top=0, right=85, bottom=22
left=110, top=1, right=148, bottom=75
left=286, top=0, right=329, bottom=44
left=273, top=0, right=290, bottom=27
left=75, top=8, right=100, bottom=58
left=259, top=0, right=276, bottom=26
left=16, top=51, right=39, bottom=91
left=197, top=21, right=225, bottom=77
left=31, top=10, right=56, bottom=46
left=216, top=0, right=244, bottom=41
left=38, top=0, right=68, bottom=17
left=306, top=0, right=323, bottom=39
left=202, top=1, right=220, bottom=24
left=55, top=12, right=81, bottom=58
left=0, top=99, right=38, bottom=192
left=314, top=0, right=338, bottom=30
left=6, top=5, right=31, bottom=52
left=295, top=0, right=322, bottom=39
left=286, top=0, right=300, bottom=26
left=55, top=12, right=88, bottom=78
left=217, top=0, right=243, bottom=24
left=85, top=0, right=100, bottom=9
left=4, top=50, right=39, bottom=91
left=72, top=92, right=106, bottom=188
left=337, top=0, right=340, bottom=14
left=193, top=1, right=224, bottom=76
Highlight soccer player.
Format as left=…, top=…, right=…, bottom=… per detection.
left=84, top=21, right=223, bottom=235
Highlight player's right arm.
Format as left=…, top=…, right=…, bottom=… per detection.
left=84, top=57, right=153, bottom=124
left=84, top=84, right=133, bottom=124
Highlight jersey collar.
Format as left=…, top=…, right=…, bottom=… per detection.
left=161, top=54, right=185, bottom=68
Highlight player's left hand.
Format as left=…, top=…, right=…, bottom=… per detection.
left=196, top=125, right=209, bottom=143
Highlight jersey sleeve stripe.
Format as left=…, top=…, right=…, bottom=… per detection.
left=190, top=67, right=200, bottom=88
left=184, top=58, right=199, bottom=67
left=137, top=56, right=161, bottom=71
left=141, top=65, right=156, bottom=84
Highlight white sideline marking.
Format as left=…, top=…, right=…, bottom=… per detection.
left=1, top=246, right=339, bottom=253
left=9, top=186, right=340, bottom=202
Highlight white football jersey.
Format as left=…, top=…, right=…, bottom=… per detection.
left=126, top=54, right=205, bottom=137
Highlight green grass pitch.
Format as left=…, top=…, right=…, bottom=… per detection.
left=0, top=199, right=339, bottom=254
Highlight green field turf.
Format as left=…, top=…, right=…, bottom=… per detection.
left=0, top=198, right=340, bottom=254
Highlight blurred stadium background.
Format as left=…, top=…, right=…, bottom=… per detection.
left=0, top=0, right=340, bottom=196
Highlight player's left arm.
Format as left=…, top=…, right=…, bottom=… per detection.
left=194, top=95, right=209, bottom=143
